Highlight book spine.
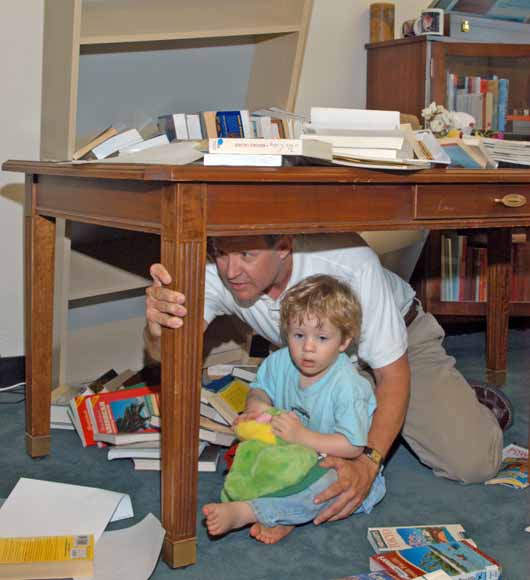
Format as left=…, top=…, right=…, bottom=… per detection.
left=209, top=138, right=304, bottom=155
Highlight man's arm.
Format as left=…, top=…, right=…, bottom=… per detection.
left=144, top=263, right=209, bottom=362
left=313, top=353, right=410, bottom=523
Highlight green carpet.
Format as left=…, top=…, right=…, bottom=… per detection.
left=1, top=330, right=528, bottom=579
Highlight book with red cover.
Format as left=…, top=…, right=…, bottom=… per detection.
left=86, top=385, right=160, bottom=438
left=70, top=386, right=160, bottom=446
left=370, top=541, right=501, bottom=580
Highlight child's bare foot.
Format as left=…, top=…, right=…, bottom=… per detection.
left=203, top=502, right=256, bottom=536
left=249, top=523, right=295, bottom=544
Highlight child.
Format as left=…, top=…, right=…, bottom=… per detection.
left=203, top=274, right=386, bottom=543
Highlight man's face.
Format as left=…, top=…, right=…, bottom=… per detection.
left=212, top=236, right=292, bottom=304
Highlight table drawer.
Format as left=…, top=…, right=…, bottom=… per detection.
left=415, top=184, right=530, bottom=219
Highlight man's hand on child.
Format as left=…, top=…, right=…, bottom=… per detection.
left=312, top=454, right=379, bottom=524
left=271, top=411, right=305, bottom=443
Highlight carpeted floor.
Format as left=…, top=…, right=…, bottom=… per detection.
left=1, top=329, right=528, bottom=579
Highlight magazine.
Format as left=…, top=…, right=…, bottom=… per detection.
left=485, top=443, right=528, bottom=489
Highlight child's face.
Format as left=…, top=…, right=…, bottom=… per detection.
left=286, top=315, right=351, bottom=385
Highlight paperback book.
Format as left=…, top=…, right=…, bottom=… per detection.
left=367, top=524, right=471, bottom=553
left=370, top=541, right=501, bottom=580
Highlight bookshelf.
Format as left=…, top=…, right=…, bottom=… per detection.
left=366, top=36, right=530, bottom=381
left=42, top=0, right=313, bottom=383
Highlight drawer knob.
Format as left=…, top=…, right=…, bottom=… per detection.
left=493, top=194, right=527, bottom=208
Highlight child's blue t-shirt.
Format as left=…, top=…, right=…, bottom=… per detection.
left=250, top=349, right=376, bottom=447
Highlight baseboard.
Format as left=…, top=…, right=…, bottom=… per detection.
left=0, top=356, right=25, bottom=388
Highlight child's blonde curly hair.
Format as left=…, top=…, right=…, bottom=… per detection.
left=280, top=274, right=362, bottom=343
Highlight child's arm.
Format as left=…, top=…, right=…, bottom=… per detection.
left=271, top=412, right=363, bottom=459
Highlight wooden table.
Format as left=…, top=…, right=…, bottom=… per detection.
left=3, top=160, right=530, bottom=567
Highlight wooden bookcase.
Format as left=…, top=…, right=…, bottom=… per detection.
left=366, top=36, right=530, bottom=381
left=41, top=0, right=313, bottom=384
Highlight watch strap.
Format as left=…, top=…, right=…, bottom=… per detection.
left=363, top=446, right=383, bottom=467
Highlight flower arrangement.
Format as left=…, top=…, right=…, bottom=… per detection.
left=421, top=102, right=456, bottom=137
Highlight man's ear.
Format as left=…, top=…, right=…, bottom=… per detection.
left=339, top=336, right=353, bottom=352
left=276, top=236, right=293, bottom=260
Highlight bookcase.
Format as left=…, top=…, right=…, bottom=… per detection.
left=42, top=0, right=313, bottom=384
left=366, top=36, right=530, bottom=381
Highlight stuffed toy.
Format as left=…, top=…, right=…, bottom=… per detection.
left=221, top=408, right=327, bottom=502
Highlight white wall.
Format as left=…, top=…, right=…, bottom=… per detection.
left=0, top=1, right=44, bottom=357
left=296, top=0, right=428, bottom=115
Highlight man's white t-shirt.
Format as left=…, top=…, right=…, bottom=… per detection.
left=203, top=234, right=415, bottom=370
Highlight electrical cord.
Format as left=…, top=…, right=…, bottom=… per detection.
left=0, top=382, right=25, bottom=404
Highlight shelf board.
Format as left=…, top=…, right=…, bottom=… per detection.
left=80, top=0, right=308, bottom=46
left=80, top=27, right=301, bottom=47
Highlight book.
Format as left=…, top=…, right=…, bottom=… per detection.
left=157, top=113, right=189, bottom=141
left=91, top=128, right=143, bottom=159
left=186, top=113, right=203, bottom=140
left=119, top=133, right=169, bottom=154
left=485, top=443, right=528, bottom=489
left=199, top=427, right=235, bottom=447
left=203, top=152, right=282, bottom=167
left=72, top=126, right=118, bottom=160
left=367, top=524, right=471, bottom=554
left=0, top=533, right=94, bottom=579
left=370, top=541, right=501, bottom=580
left=215, top=110, right=252, bottom=138
left=200, top=401, right=230, bottom=425
left=333, top=571, right=451, bottom=580
left=201, top=376, right=251, bottom=424
left=107, top=440, right=207, bottom=461
left=75, top=385, right=161, bottom=446
left=208, top=137, right=333, bottom=160
left=131, top=443, right=222, bottom=472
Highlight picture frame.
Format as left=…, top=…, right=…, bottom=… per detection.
left=414, top=8, right=445, bottom=35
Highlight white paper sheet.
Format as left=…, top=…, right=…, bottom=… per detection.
left=77, top=513, right=165, bottom=580
left=310, top=107, right=400, bottom=131
left=0, top=478, right=133, bottom=542
left=72, top=141, right=203, bottom=165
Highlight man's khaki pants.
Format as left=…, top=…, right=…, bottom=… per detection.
left=364, top=305, right=503, bottom=484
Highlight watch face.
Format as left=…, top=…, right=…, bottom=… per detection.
left=364, top=446, right=382, bottom=465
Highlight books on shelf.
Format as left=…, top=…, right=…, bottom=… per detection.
left=370, top=541, right=501, bottom=580
left=0, top=533, right=94, bottom=580
left=445, top=72, right=509, bottom=132
left=367, top=524, right=471, bottom=554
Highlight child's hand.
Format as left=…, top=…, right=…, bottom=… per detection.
left=232, top=410, right=262, bottom=427
left=271, top=411, right=305, bottom=444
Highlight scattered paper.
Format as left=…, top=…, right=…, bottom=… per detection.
left=77, top=513, right=164, bottom=580
left=72, top=141, right=203, bottom=165
left=0, top=478, right=133, bottom=541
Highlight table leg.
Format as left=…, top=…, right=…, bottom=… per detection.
left=486, top=228, right=511, bottom=385
left=24, top=175, right=56, bottom=457
left=159, top=183, right=206, bottom=568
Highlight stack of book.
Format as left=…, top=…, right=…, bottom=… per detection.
left=482, top=137, right=530, bottom=166
left=332, top=523, right=501, bottom=579
left=59, top=365, right=254, bottom=473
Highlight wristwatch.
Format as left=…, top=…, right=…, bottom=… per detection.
left=362, top=446, right=384, bottom=467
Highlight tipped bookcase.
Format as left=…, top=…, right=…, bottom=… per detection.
left=41, top=0, right=313, bottom=384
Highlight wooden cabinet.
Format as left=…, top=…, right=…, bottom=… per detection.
left=41, top=0, right=313, bottom=383
left=366, top=36, right=530, bottom=378
left=366, top=36, right=530, bottom=123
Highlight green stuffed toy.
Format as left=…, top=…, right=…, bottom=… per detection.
left=221, top=408, right=326, bottom=502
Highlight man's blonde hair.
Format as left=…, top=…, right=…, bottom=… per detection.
left=280, top=274, right=362, bottom=343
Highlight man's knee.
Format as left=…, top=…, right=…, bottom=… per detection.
left=433, top=440, right=503, bottom=484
